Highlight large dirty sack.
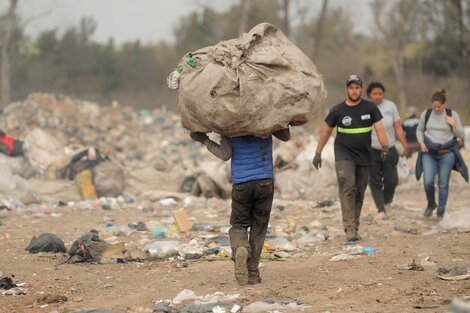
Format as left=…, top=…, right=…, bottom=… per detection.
left=177, top=22, right=326, bottom=138
left=0, top=164, right=39, bottom=203
left=25, top=233, right=67, bottom=253
left=0, top=154, right=37, bottom=178
left=23, top=128, right=63, bottom=174
left=94, top=161, right=125, bottom=197
left=28, top=178, right=81, bottom=202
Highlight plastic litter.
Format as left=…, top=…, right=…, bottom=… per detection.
left=160, top=198, right=178, bottom=207
left=173, top=289, right=197, bottom=305
left=242, top=299, right=310, bottom=312
left=144, top=241, right=182, bottom=260
left=128, top=221, right=148, bottom=231
left=153, top=225, right=168, bottom=238
left=25, top=233, right=67, bottom=253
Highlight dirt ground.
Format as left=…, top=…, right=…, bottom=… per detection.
left=1, top=180, right=469, bottom=313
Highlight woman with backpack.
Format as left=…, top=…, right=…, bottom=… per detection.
left=415, top=88, right=468, bottom=219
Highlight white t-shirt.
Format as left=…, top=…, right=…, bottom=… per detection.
left=371, top=99, right=400, bottom=149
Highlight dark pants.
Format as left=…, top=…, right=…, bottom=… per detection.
left=229, top=179, right=274, bottom=272
left=369, top=147, right=399, bottom=212
left=335, top=160, right=370, bottom=233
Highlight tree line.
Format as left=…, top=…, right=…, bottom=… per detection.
left=0, top=0, right=469, bottom=121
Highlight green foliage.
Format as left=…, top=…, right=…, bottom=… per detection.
left=1, top=0, right=469, bottom=113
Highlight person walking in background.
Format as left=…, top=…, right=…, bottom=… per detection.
left=313, top=75, right=389, bottom=242
left=415, top=88, right=468, bottom=219
left=402, top=106, right=421, bottom=153
left=366, top=82, right=411, bottom=220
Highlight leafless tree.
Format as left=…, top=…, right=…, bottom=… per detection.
left=281, top=0, right=291, bottom=37
left=372, top=0, right=425, bottom=113
left=312, top=0, right=328, bottom=59
left=239, top=0, right=250, bottom=34
left=1, top=0, right=18, bottom=107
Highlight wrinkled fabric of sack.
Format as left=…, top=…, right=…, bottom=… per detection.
left=177, top=22, right=326, bottom=138
left=94, top=161, right=125, bottom=197
left=25, top=233, right=67, bottom=253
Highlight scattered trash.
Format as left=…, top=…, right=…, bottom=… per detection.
left=160, top=198, right=178, bottom=207
left=153, top=225, right=169, bottom=238
left=67, top=232, right=110, bottom=263
left=420, top=256, right=438, bottom=268
left=265, top=237, right=297, bottom=252
left=242, top=299, right=311, bottom=312
left=438, top=266, right=470, bottom=281
left=173, top=208, right=192, bottom=232
left=155, top=289, right=245, bottom=313
left=361, top=247, right=376, bottom=255
left=397, top=259, right=424, bottom=271
left=128, top=221, right=148, bottom=231
left=25, top=233, right=67, bottom=253
left=314, top=199, right=337, bottom=208
left=0, top=276, right=16, bottom=289
left=145, top=241, right=182, bottom=260
left=394, top=226, right=420, bottom=235
left=192, top=224, right=216, bottom=232
left=2, top=286, right=27, bottom=296
left=179, top=239, right=205, bottom=260
left=173, top=289, right=197, bottom=305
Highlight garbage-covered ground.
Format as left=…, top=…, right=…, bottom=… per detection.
left=1, top=94, right=470, bottom=313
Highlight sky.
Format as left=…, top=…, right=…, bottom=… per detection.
left=2, top=0, right=373, bottom=45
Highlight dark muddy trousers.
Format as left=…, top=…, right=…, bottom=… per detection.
left=335, top=160, right=370, bottom=233
left=369, top=147, right=399, bottom=212
left=229, top=179, right=274, bottom=272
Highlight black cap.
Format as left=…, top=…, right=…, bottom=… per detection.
left=346, top=74, right=363, bottom=86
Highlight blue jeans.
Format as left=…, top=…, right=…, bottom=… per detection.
left=422, top=152, right=455, bottom=212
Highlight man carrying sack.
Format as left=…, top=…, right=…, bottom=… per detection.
left=168, top=23, right=325, bottom=285
left=191, top=130, right=289, bottom=285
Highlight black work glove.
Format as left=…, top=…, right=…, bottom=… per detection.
left=312, top=153, right=322, bottom=169
left=190, top=132, right=208, bottom=144
left=381, top=145, right=389, bottom=162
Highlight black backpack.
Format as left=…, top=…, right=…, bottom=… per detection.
left=424, top=108, right=464, bottom=148
left=424, top=108, right=452, bottom=131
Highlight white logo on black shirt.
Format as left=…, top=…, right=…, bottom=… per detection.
left=342, top=116, right=352, bottom=126
left=361, top=114, right=371, bottom=120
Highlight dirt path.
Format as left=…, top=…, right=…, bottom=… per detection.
left=1, top=181, right=469, bottom=313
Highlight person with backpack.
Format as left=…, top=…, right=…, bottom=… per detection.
left=415, top=88, right=468, bottom=219
left=366, top=82, right=411, bottom=220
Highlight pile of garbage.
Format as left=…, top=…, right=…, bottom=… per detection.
left=0, top=93, right=232, bottom=204
left=0, top=93, right=340, bottom=206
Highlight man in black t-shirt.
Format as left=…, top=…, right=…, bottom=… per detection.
left=313, top=75, right=389, bottom=242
